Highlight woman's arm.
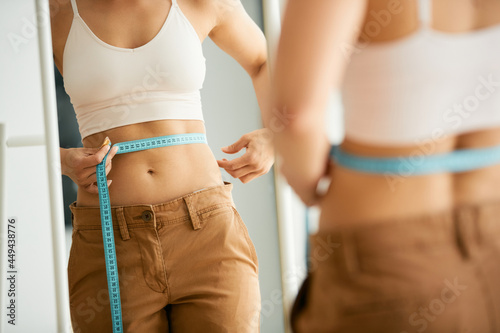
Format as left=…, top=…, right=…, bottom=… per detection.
left=273, top=0, right=367, bottom=205
left=209, top=0, right=274, bottom=183
left=209, top=0, right=271, bottom=126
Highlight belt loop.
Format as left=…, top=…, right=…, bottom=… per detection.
left=183, top=196, right=201, bottom=230
left=116, top=207, right=130, bottom=241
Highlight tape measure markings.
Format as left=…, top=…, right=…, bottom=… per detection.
left=330, top=143, right=500, bottom=175
left=96, top=133, right=207, bottom=333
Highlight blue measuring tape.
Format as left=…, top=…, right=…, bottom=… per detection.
left=96, top=133, right=207, bottom=332
left=330, top=143, right=500, bottom=175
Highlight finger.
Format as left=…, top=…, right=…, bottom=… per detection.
left=107, top=146, right=119, bottom=162
left=85, top=183, right=99, bottom=194
left=100, top=137, right=111, bottom=148
left=102, top=146, right=118, bottom=171
left=219, top=155, right=251, bottom=171
left=84, top=172, right=97, bottom=186
left=226, top=165, right=254, bottom=179
left=81, top=146, right=115, bottom=179
left=74, top=168, right=94, bottom=185
left=239, top=171, right=263, bottom=184
left=217, top=159, right=227, bottom=168
left=103, top=147, right=116, bottom=173
left=83, top=180, right=112, bottom=194
left=83, top=147, right=116, bottom=172
left=221, top=135, right=250, bottom=154
left=105, top=159, right=112, bottom=175
left=80, top=147, right=101, bottom=155
left=81, top=145, right=111, bottom=168
left=217, top=158, right=233, bottom=168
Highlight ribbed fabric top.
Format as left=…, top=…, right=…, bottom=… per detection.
left=63, top=0, right=206, bottom=140
left=341, top=0, right=500, bottom=146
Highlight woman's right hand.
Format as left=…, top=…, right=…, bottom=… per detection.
left=60, top=139, right=119, bottom=194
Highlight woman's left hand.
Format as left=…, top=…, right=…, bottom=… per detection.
left=217, top=128, right=275, bottom=183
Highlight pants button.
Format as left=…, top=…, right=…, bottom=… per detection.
left=141, top=210, right=153, bottom=222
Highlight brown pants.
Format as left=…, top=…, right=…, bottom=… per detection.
left=68, top=182, right=261, bottom=333
left=292, top=200, right=500, bottom=333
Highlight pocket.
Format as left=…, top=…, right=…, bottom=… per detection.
left=336, top=252, right=423, bottom=318
left=231, top=206, right=259, bottom=272
left=67, top=228, right=111, bottom=295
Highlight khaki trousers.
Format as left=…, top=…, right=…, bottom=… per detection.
left=292, top=200, right=500, bottom=333
left=68, top=182, right=261, bottom=332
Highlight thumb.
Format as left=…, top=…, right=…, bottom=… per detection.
left=222, top=135, right=249, bottom=154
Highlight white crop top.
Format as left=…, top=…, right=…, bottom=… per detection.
left=341, top=0, right=500, bottom=146
left=63, top=0, right=206, bottom=140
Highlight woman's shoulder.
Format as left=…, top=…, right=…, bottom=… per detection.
left=49, top=0, right=74, bottom=74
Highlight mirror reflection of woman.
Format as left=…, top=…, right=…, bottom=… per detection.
left=50, top=0, right=273, bottom=331
left=274, top=0, right=500, bottom=332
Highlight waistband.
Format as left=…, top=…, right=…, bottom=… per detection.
left=330, top=143, right=500, bottom=175
left=70, top=182, right=234, bottom=237
left=312, top=199, right=500, bottom=274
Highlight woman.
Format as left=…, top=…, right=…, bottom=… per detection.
left=273, top=0, right=500, bottom=332
left=49, top=0, right=273, bottom=331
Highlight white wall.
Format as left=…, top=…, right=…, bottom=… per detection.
left=201, top=1, right=285, bottom=331
left=0, top=1, right=60, bottom=332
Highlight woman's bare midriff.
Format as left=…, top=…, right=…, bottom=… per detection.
left=319, top=127, right=500, bottom=229
left=76, top=119, right=224, bottom=207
